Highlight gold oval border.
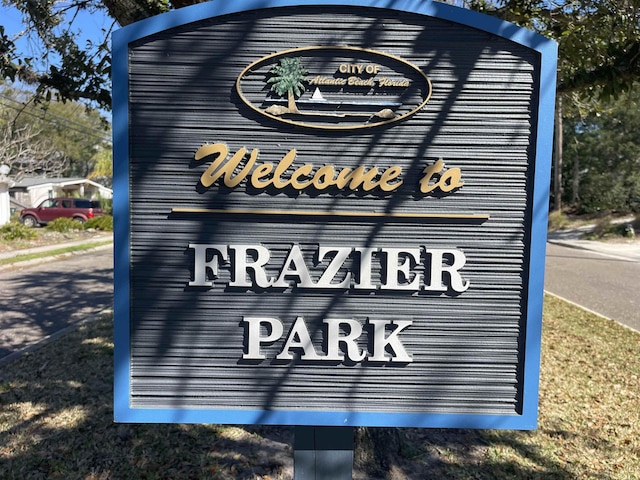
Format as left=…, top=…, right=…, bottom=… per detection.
left=236, top=46, right=432, bottom=131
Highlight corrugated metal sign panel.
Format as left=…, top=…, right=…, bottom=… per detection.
left=114, top=1, right=557, bottom=429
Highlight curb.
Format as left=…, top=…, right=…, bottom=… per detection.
left=0, top=238, right=114, bottom=367
left=0, top=309, right=113, bottom=368
left=0, top=235, right=113, bottom=271
left=547, top=237, right=640, bottom=262
left=544, top=291, right=639, bottom=334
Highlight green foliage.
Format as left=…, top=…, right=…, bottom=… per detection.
left=0, top=84, right=111, bottom=181
left=578, top=172, right=640, bottom=214
left=88, top=148, right=113, bottom=188
left=99, top=197, right=113, bottom=215
left=45, top=217, right=84, bottom=232
left=562, top=88, right=640, bottom=213
left=3, top=0, right=639, bottom=109
left=587, top=216, right=639, bottom=240
left=1, top=0, right=168, bottom=110
left=84, top=214, right=113, bottom=231
left=547, top=210, right=570, bottom=231
left=38, top=100, right=111, bottom=178
left=0, top=221, right=37, bottom=240
left=267, top=57, right=308, bottom=99
left=466, top=0, right=640, bottom=100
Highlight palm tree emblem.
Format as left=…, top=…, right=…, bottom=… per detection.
left=266, top=57, right=308, bottom=114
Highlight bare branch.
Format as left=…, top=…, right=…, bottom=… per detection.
left=0, top=122, right=66, bottom=182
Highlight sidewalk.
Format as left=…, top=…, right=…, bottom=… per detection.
left=0, top=233, right=113, bottom=270
left=2, top=229, right=639, bottom=264
left=0, top=233, right=114, bottom=366
left=547, top=227, right=640, bottom=262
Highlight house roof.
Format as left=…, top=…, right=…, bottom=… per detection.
left=13, top=177, right=88, bottom=188
left=12, top=177, right=112, bottom=193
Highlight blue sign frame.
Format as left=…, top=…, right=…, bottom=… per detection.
left=113, top=0, right=557, bottom=429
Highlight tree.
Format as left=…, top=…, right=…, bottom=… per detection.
left=0, top=121, right=65, bottom=181
left=562, top=88, right=640, bottom=213
left=267, top=57, right=308, bottom=114
left=0, top=0, right=170, bottom=110
left=459, top=0, right=640, bottom=210
left=88, top=147, right=113, bottom=188
left=34, top=100, right=111, bottom=178
left=2, top=0, right=637, bottom=111
left=462, top=0, right=640, bottom=99
left=0, top=84, right=111, bottom=181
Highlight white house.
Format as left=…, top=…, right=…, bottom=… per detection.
left=10, top=177, right=113, bottom=209
left=0, top=165, right=11, bottom=226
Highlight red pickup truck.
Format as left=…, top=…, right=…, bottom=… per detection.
left=19, top=197, right=103, bottom=227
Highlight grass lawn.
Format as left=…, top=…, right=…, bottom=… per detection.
left=1, top=295, right=638, bottom=479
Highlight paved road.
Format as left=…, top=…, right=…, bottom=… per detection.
left=0, top=248, right=113, bottom=361
left=1, top=241, right=636, bottom=363
left=545, top=242, right=640, bottom=332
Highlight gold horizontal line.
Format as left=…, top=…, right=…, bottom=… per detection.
left=171, top=208, right=489, bottom=221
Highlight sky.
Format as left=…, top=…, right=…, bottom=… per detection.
left=0, top=3, right=118, bottom=144
left=1, top=3, right=117, bottom=121
left=1, top=3, right=116, bottom=76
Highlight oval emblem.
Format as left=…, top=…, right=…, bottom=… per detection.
left=236, top=46, right=432, bottom=131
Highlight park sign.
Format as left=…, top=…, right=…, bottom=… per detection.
left=113, top=0, right=557, bottom=430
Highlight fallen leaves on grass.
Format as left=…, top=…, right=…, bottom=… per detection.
left=480, top=295, right=640, bottom=479
left=0, top=297, right=639, bottom=479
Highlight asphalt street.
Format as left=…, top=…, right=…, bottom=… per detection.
left=544, top=242, right=640, bottom=332
left=1, top=237, right=638, bottom=364
left=0, top=248, right=113, bottom=362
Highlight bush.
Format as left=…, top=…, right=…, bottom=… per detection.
left=84, top=215, right=113, bottom=231
left=100, top=198, right=113, bottom=215
left=577, top=172, right=640, bottom=214
left=46, top=217, right=84, bottom=233
left=547, top=210, right=570, bottom=231
left=588, top=216, right=640, bottom=240
left=0, top=221, right=37, bottom=240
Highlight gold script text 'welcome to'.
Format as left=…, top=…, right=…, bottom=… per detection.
left=194, top=143, right=464, bottom=195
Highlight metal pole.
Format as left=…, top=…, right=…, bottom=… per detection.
left=294, top=426, right=354, bottom=480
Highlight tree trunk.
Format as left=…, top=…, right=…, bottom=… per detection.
left=102, top=0, right=169, bottom=26
left=553, top=96, right=563, bottom=211
left=571, top=147, right=580, bottom=206
left=287, top=91, right=299, bottom=113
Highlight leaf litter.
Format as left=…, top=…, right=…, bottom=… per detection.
left=0, top=295, right=639, bottom=479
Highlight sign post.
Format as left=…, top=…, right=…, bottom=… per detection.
left=113, top=0, right=557, bottom=468
left=294, top=426, right=354, bottom=479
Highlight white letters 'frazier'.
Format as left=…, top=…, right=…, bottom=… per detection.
left=188, top=243, right=469, bottom=293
